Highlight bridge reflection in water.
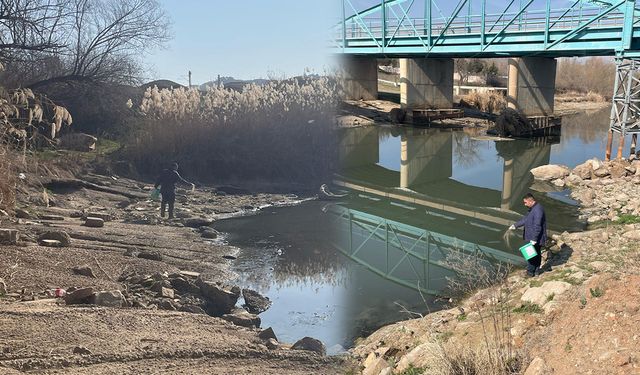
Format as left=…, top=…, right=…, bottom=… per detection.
left=331, top=126, right=582, bottom=295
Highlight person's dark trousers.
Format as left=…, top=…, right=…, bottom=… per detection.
left=160, top=192, right=176, bottom=219
left=526, top=244, right=542, bottom=276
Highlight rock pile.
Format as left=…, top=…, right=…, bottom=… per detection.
left=96, top=272, right=271, bottom=328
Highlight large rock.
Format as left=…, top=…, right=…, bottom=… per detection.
left=196, top=279, right=240, bottom=316
left=258, top=327, right=278, bottom=341
left=242, top=289, right=272, bottom=314
left=394, top=343, right=439, bottom=373
left=610, top=161, right=629, bottom=179
left=521, top=281, right=572, bottom=306
left=530, top=165, right=570, bottom=181
left=221, top=309, right=261, bottom=328
left=38, top=230, right=71, bottom=247
left=0, top=229, right=19, bottom=245
left=362, top=357, right=391, bottom=375
left=183, top=217, right=214, bottom=228
left=292, top=337, right=326, bottom=356
left=90, top=290, right=125, bottom=307
left=623, top=230, right=640, bottom=241
left=524, top=357, right=551, bottom=375
left=64, top=287, right=95, bottom=305
left=572, top=161, right=593, bottom=179
left=58, top=133, right=97, bottom=152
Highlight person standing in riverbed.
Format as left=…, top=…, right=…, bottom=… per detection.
left=509, top=193, right=547, bottom=277
left=154, top=162, right=195, bottom=219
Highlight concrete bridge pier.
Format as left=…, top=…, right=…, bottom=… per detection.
left=507, top=57, right=557, bottom=116
left=340, top=56, right=378, bottom=100
left=400, top=58, right=454, bottom=109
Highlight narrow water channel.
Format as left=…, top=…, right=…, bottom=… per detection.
left=212, top=107, right=635, bottom=353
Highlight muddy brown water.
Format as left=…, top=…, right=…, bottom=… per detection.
left=212, top=107, right=632, bottom=354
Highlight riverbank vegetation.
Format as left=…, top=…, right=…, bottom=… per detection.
left=124, top=78, right=340, bottom=187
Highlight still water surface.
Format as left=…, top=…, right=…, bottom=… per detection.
left=212, top=107, right=633, bottom=353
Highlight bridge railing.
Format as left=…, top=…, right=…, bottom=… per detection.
left=334, top=0, right=636, bottom=55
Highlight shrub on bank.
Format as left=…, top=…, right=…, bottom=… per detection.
left=124, top=77, right=340, bottom=187
left=0, top=146, right=15, bottom=211
left=463, top=91, right=506, bottom=114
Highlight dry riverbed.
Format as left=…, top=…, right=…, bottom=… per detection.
left=0, top=171, right=345, bottom=374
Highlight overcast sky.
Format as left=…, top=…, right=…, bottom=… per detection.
left=145, top=1, right=338, bottom=85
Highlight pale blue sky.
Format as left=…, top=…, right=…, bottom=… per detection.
left=145, top=1, right=338, bottom=85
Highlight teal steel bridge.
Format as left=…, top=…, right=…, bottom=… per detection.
left=333, top=0, right=640, bottom=58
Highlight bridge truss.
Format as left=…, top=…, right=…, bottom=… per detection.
left=328, top=205, right=525, bottom=295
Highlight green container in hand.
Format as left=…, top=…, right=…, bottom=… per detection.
left=150, top=188, right=160, bottom=201
left=519, top=242, right=538, bottom=260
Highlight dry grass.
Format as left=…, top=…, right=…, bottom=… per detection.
left=0, top=145, right=16, bottom=212
left=463, top=91, right=506, bottom=114
left=124, top=77, right=340, bottom=187
left=439, top=250, right=524, bottom=375
left=426, top=343, right=524, bottom=375
left=556, top=90, right=606, bottom=103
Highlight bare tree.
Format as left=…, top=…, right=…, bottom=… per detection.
left=63, top=0, right=170, bottom=84
left=0, top=0, right=170, bottom=87
left=0, top=0, right=70, bottom=59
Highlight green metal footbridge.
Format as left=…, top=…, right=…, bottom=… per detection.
left=333, top=0, right=640, bottom=57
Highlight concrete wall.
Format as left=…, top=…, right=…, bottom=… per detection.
left=340, top=56, right=378, bottom=101
left=507, top=57, right=556, bottom=116
left=400, top=58, right=454, bottom=109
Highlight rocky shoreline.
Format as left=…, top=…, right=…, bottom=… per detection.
left=0, top=171, right=342, bottom=374
left=350, top=156, right=640, bottom=375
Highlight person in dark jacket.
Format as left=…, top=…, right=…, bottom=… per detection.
left=509, top=192, right=547, bottom=277
left=154, top=162, right=194, bottom=219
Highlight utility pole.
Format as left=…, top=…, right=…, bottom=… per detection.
left=188, top=70, right=192, bottom=88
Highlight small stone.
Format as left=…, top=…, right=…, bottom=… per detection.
left=265, top=338, right=279, bottom=350
left=158, top=287, right=175, bottom=299
left=200, top=228, right=218, bottom=239
left=138, top=251, right=162, bottom=261
left=72, top=346, right=91, bottom=355
left=291, top=337, right=326, bottom=356
left=0, top=278, right=7, bottom=294
left=72, top=266, right=96, bottom=278
left=158, top=299, right=177, bottom=310
left=90, top=290, right=125, bottom=307
left=39, top=239, right=62, bottom=247
left=15, top=208, right=34, bottom=219
left=0, top=229, right=19, bottom=245
left=39, top=214, right=64, bottom=221
left=38, top=230, right=71, bottom=247
left=85, top=212, right=111, bottom=221
left=84, top=217, right=104, bottom=228
left=221, top=309, right=261, bottom=328
left=524, top=357, right=550, bottom=375
left=589, top=261, right=611, bottom=272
